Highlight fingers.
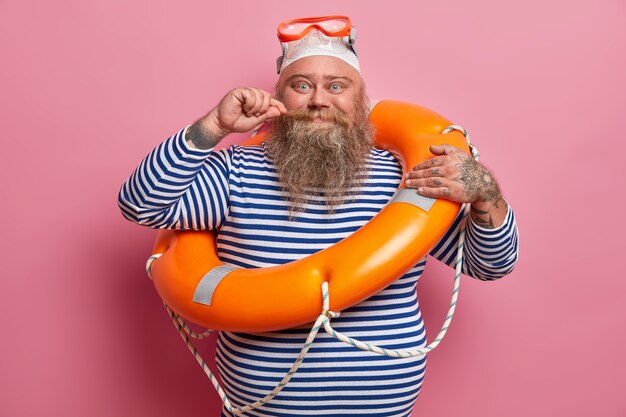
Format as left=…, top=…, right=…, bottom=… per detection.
left=406, top=175, right=450, bottom=189
left=405, top=144, right=465, bottom=202
left=240, top=88, right=265, bottom=116
left=239, top=88, right=287, bottom=119
left=411, top=144, right=467, bottom=171
left=214, top=87, right=288, bottom=134
left=407, top=165, right=447, bottom=180
left=257, top=91, right=271, bottom=117
left=429, top=144, right=461, bottom=155
left=270, top=97, right=288, bottom=115
left=412, top=156, right=444, bottom=171
left=415, top=186, right=453, bottom=199
left=222, top=87, right=287, bottom=126
left=405, top=176, right=456, bottom=200
left=261, top=98, right=288, bottom=120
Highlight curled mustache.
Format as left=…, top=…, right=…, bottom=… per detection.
left=279, top=107, right=352, bottom=127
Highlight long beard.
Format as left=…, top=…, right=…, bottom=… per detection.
left=266, top=97, right=375, bottom=217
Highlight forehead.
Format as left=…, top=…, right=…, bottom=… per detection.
left=278, top=55, right=362, bottom=86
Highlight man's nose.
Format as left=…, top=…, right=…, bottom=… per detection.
left=308, top=88, right=330, bottom=109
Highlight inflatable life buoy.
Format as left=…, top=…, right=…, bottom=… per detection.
left=147, top=100, right=470, bottom=333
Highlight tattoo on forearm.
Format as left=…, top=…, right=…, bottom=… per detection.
left=470, top=206, right=495, bottom=228
left=455, top=156, right=503, bottom=206
left=186, top=123, right=220, bottom=150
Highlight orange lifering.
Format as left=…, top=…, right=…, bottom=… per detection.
left=147, top=100, right=469, bottom=333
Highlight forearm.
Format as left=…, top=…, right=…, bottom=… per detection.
left=118, top=126, right=229, bottom=229
left=458, top=154, right=508, bottom=229
left=463, top=203, right=519, bottom=280
left=469, top=195, right=508, bottom=228
left=185, top=111, right=228, bottom=150
left=430, top=201, right=519, bottom=281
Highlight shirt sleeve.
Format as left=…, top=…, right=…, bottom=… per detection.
left=429, top=201, right=519, bottom=281
left=117, top=125, right=232, bottom=230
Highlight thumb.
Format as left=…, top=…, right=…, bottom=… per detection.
left=263, top=106, right=283, bottom=120
left=429, top=144, right=456, bottom=155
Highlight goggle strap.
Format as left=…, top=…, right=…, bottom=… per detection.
left=277, top=44, right=288, bottom=73
left=346, top=27, right=358, bottom=57
left=276, top=55, right=283, bottom=74
left=348, top=27, right=357, bottom=46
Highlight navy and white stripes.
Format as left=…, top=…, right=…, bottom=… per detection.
left=118, top=125, right=519, bottom=416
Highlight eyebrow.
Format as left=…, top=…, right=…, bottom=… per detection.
left=285, top=73, right=355, bottom=84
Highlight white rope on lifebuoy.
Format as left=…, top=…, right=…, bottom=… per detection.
left=145, top=254, right=162, bottom=280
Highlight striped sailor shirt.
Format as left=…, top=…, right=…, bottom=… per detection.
left=118, top=125, right=519, bottom=417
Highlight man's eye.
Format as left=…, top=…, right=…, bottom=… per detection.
left=296, top=83, right=310, bottom=91
left=329, top=83, right=342, bottom=92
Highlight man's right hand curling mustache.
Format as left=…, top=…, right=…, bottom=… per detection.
left=212, top=87, right=288, bottom=136
left=187, top=87, right=288, bottom=150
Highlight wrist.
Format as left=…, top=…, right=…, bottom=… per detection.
left=471, top=177, right=503, bottom=207
left=186, top=112, right=228, bottom=150
left=204, top=110, right=230, bottom=140
left=470, top=198, right=508, bottom=229
left=471, top=196, right=503, bottom=209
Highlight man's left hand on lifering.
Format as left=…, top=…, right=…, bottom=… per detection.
left=405, top=144, right=508, bottom=228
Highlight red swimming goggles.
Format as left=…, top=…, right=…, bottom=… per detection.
left=277, top=16, right=353, bottom=43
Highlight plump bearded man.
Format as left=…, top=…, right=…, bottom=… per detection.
left=119, top=16, right=518, bottom=417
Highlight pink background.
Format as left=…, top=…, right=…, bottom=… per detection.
left=2, top=0, right=625, bottom=416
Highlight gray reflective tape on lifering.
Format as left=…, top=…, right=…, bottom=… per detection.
left=193, top=265, right=240, bottom=306
left=391, top=189, right=437, bottom=212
